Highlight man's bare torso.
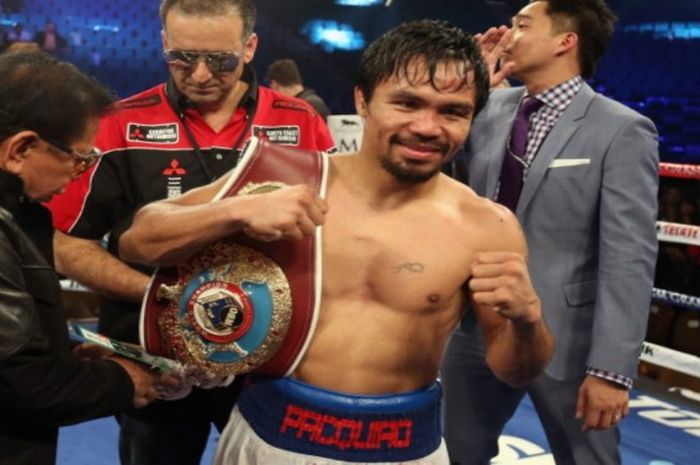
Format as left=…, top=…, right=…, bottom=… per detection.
left=293, top=155, right=498, bottom=394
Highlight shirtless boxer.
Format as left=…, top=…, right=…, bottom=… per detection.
left=120, top=20, right=554, bottom=465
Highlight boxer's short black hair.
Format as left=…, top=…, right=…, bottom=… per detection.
left=356, top=19, right=489, bottom=116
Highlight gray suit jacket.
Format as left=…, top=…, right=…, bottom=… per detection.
left=466, top=82, right=659, bottom=380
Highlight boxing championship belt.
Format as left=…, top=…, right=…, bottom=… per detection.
left=140, top=137, right=327, bottom=377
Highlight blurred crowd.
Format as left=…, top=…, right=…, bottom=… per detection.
left=0, top=19, right=67, bottom=54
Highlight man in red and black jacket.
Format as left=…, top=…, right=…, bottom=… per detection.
left=45, top=1, right=335, bottom=464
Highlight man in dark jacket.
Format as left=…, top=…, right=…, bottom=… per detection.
left=266, top=58, right=331, bottom=120
left=0, top=51, right=178, bottom=465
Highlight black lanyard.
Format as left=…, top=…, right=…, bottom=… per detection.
left=176, top=109, right=254, bottom=183
left=167, top=80, right=257, bottom=183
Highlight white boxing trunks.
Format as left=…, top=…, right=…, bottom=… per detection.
left=213, top=376, right=448, bottom=465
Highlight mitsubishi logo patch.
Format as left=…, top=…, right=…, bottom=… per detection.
left=162, top=159, right=186, bottom=198
left=127, top=123, right=179, bottom=144
left=162, top=159, right=187, bottom=176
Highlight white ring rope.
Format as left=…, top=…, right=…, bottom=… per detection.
left=656, top=221, right=700, bottom=246
left=640, top=342, right=700, bottom=379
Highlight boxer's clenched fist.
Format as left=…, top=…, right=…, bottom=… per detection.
left=242, top=184, right=328, bottom=241
left=469, top=251, right=541, bottom=324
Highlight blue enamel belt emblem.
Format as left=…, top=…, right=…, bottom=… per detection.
left=154, top=240, right=292, bottom=375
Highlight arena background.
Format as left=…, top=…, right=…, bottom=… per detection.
left=2, top=0, right=699, bottom=161
left=2, top=0, right=699, bottom=464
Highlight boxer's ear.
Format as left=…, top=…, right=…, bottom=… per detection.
left=354, top=86, right=368, bottom=117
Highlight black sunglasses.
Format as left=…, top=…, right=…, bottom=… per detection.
left=163, top=49, right=241, bottom=74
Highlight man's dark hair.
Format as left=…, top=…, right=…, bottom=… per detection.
left=0, top=51, right=113, bottom=146
left=266, top=59, right=303, bottom=87
left=357, top=20, right=489, bottom=117
left=533, top=0, right=617, bottom=78
left=160, top=0, right=256, bottom=39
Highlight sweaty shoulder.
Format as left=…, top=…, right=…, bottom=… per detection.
left=444, top=176, right=527, bottom=256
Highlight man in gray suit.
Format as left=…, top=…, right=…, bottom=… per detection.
left=441, top=1, right=659, bottom=464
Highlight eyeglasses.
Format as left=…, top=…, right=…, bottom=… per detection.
left=40, top=135, right=103, bottom=176
left=163, top=49, right=241, bottom=74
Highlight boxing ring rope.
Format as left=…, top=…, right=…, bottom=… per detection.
left=656, top=221, right=700, bottom=247
left=659, top=162, right=700, bottom=180
left=652, top=160, right=700, bottom=314
left=641, top=161, right=700, bottom=384
left=640, top=342, right=700, bottom=379
left=653, top=221, right=700, bottom=312
left=652, top=288, right=700, bottom=312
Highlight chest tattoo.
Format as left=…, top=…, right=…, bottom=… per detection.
left=393, top=262, right=425, bottom=273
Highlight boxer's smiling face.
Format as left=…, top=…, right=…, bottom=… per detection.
left=162, top=9, right=257, bottom=110
left=355, top=58, right=476, bottom=184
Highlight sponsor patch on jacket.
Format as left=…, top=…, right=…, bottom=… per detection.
left=127, top=123, right=179, bottom=144
left=253, top=125, right=300, bottom=146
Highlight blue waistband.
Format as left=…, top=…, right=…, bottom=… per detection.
left=238, top=376, right=442, bottom=462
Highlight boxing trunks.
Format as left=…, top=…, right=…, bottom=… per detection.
left=213, top=376, right=448, bottom=465
left=140, top=137, right=327, bottom=377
